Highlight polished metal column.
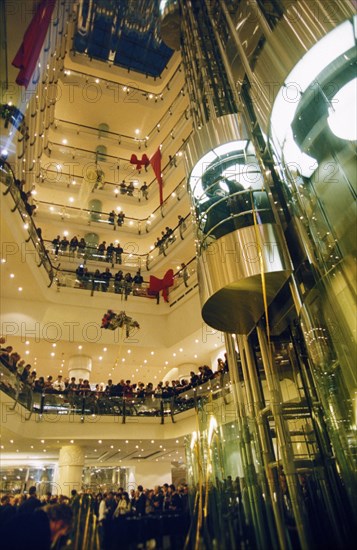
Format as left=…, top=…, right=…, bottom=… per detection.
left=256, top=323, right=311, bottom=550
left=224, top=332, right=270, bottom=550
left=238, top=333, right=285, bottom=550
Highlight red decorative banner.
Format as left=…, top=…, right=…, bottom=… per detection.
left=12, top=0, right=57, bottom=88
left=149, top=147, right=163, bottom=205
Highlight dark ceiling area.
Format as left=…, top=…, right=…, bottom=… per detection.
left=72, top=0, right=174, bottom=77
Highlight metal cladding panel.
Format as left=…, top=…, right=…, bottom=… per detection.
left=184, top=113, right=248, bottom=175
left=198, top=223, right=292, bottom=333
left=250, top=0, right=355, bottom=132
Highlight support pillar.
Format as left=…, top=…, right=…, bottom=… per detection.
left=58, top=445, right=84, bottom=497
left=68, top=355, right=92, bottom=381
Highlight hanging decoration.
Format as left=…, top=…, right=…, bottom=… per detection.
left=149, top=146, right=163, bottom=205
left=148, top=269, right=174, bottom=303
left=12, top=0, right=57, bottom=88
left=130, top=153, right=150, bottom=172
left=101, top=310, right=140, bottom=337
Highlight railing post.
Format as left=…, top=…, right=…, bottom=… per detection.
left=160, top=399, right=164, bottom=424
left=122, top=397, right=126, bottom=424
left=170, top=397, right=175, bottom=423
left=40, top=393, right=45, bottom=416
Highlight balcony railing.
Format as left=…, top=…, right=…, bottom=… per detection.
left=0, top=357, right=231, bottom=424
left=0, top=161, right=55, bottom=286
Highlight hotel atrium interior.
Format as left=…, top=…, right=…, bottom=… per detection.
left=0, top=0, right=356, bottom=548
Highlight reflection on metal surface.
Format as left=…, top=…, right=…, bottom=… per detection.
left=184, top=113, right=247, bottom=174
left=198, top=223, right=291, bottom=333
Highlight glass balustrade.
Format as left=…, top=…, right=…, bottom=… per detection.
left=0, top=357, right=232, bottom=423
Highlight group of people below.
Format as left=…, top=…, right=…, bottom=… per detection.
left=0, top=486, right=73, bottom=550
left=0, top=483, right=189, bottom=550
left=97, top=483, right=188, bottom=521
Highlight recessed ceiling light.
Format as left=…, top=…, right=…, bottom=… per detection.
left=25, top=350, right=29, bottom=355
left=50, top=352, right=55, bottom=357
left=1, top=258, right=6, bottom=263
left=173, top=353, right=176, bottom=357
left=41, top=439, right=45, bottom=443
left=78, top=345, right=82, bottom=350
left=165, top=361, right=168, bottom=365
left=103, top=347, right=107, bottom=352
left=62, top=139, right=68, bottom=145
left=194, top=354, right=197, bottom=359
left=95, top=78, right=100, bottom=84
left=69, top=197, right=74, bottom=203
left=99, top=356, right=103, bottom=361
left=98, top=440, right=102, bottom=444
left=70, top=440, right=74, bottom=444
left=18, top=287, right=23, bottom=292
left=52, top=343, right=56, bottom=347
left=135, top=129, right=140, bottom=134
left=9, top=273, right=15, bottom=278
left=144, top=359, right=147, bottom=364
left=127, top=349, right=131, bottom=354
left=195, top=339, right=199, bottom=343
left=179, top=348, right=183, bottom=352
left=150, top=351, right=154, bottom=355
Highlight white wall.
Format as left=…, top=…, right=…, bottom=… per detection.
left=131, top=461, right=172, bottom=490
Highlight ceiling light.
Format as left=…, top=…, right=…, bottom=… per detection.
left=103, top=347, right=107, bottom=352
left=150, top=351, right=154, bottom=355
left=52, top=343, right=56, bottom=347
left=18, top=287, right=23, bottom=292
left=173, top=353, right=176, bottom=357
left=9, top=273, right=15, bottom=278
left=25, top=350, right=29, bottom=355
left=69, top=197, right=74, bottom=203
left=50, top=352, right=55, bottom=357
left=78, top=345, right=82, bottom=350
left=179, top=348, right=183, bottom=352
left=70, top=440, right=74, bottom=444
left=135, top=129, right=140, bottom=134
left=127, top=350, right=131, bottom=354
left=1, top=258, right=6, bottom=263
left=62, top=139, right=68, bottom=145
left=99, top=356, right=103, bottom=361
left=95, top=78, right=100, bottom=84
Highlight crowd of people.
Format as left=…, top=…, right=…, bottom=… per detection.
left=0, top=338, right=229, bottom=404
left=51, top=235, right=126, bottom=264
left=0, top=482, right=189, bottom=549
left=75, top=266, right=145, bottom=295
left=0, top=486, right=73, bottom=550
